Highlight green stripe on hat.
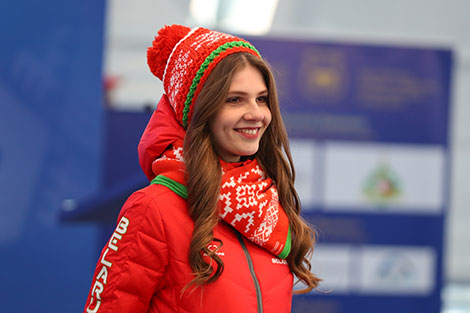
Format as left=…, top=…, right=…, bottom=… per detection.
left=182, top=41, right=261, bottom=128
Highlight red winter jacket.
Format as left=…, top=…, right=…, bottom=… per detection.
left=83, top=96, right=294, bottom=313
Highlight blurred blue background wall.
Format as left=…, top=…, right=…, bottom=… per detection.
left=0, top=1, right=105, bottom=312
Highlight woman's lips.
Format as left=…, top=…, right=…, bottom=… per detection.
left=235, top=127, right=260, bottom=139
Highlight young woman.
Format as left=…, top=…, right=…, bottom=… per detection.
left=84, top=25, right=320, bottom=313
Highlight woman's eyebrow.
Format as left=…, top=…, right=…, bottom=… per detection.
left=227, top=89, right=268, bottom=95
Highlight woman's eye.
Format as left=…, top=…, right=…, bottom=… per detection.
left=227, top=97, right=241, bottom=103
left=257, top=96, right=268, bottom=103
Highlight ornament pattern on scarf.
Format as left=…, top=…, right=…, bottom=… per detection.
left=251, top=190, right=279, bottom=246
left=219, top=163, right=281, bottom=253
left=151, top=141, right=290, bottom=258
left=155, top=145, right=184, bottom=162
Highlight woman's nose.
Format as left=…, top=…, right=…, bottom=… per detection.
left=243, top=100, right=264, bottom=121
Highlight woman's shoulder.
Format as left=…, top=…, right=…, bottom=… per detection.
left=119, top=183, right=194, bottom=250
left=133, top=182, right=186, bottom=203
left=120, top=183, right=189, bottom=220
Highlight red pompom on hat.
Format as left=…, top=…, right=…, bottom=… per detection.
left=147, top=25, right=191, bottom=80
left=147, top=24, right=262, bottom=129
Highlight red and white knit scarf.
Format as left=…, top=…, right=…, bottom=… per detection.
left=151, top=140, right=291, bottom=259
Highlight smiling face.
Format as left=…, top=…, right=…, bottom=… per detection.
left=210, top=64, right=272, bottom=162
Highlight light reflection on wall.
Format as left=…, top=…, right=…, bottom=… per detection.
left=189, top=0, right=279, bottom=35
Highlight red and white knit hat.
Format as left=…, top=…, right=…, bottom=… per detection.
left=147, top=25, right=262, bottom=129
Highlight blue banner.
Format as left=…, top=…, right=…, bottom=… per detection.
left=252, top=38, right=451, bottom=144
left=249, top=36, right=452, bottom=313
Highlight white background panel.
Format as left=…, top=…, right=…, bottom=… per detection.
left=295, top=244, right=354, bottom=293
left=358, top=245, right=436, bottom=295
left=290, top=139, right=321, bottom=209
left=323, top=142, right=445, bottom=214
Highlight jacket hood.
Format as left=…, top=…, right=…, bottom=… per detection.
left=138, top=95, right=186, bottom=181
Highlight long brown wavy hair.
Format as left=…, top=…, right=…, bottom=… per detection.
left=183, top=52, right=321, bottom=292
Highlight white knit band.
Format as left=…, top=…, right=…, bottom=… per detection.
left=162, top=27, right=201, bottom=84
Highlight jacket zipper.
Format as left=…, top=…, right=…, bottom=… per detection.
left=236, top=232, right=263, bottom=313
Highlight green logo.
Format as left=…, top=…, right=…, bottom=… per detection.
left=363, top=162, right=402, bottom=205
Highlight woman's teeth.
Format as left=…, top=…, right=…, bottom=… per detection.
left=237, top=129, right=257, bottom=135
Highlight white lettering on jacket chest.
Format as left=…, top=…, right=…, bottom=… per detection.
left=272, top=257, right=288, bottom=265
